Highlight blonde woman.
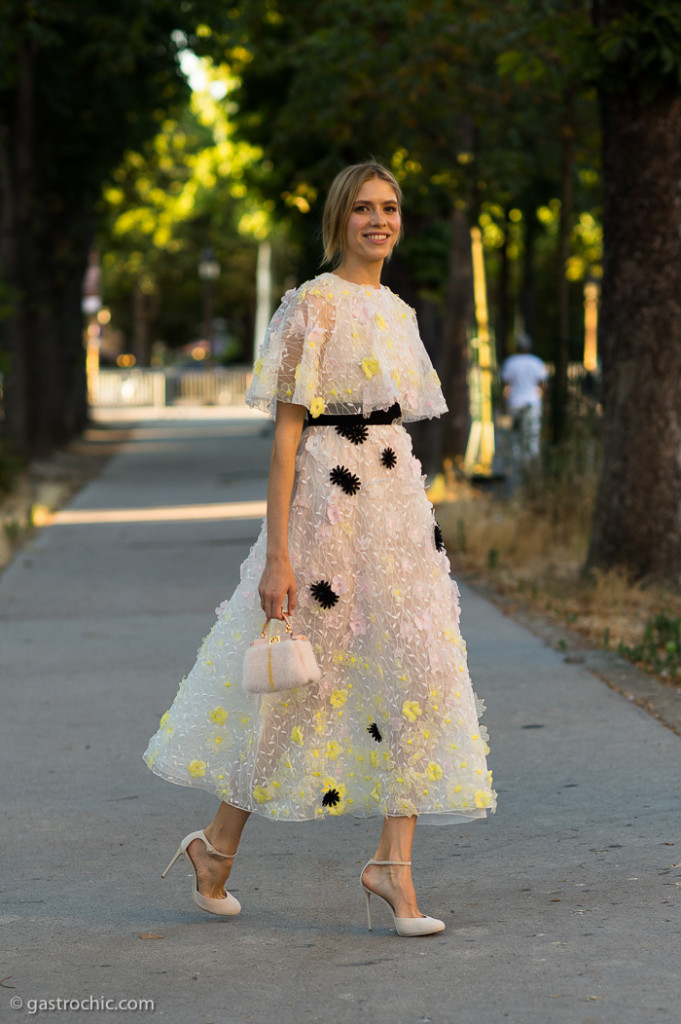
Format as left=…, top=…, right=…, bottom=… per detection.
left=144, top=162, right=496, bottom=937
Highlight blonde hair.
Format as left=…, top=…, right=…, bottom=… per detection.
left=322, top=162, right=403, bottom=266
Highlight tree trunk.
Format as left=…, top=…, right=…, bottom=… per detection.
left=586, top=79, right=681, bottom=579
left=0, top=42, right=34, bottom=455
left=440, top=203, right=473, bottom=461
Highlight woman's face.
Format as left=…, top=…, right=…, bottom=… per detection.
left=343, top=178, right=401, bottom=267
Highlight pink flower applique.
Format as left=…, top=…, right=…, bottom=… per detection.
left=215, top=599, right=230, bottom=617
left=354, top=300, right=372, bottom=323
left=332, top=574, right=349, bottom=596
left=349, top=611, right=367, bottom=636
left=327, top=504, right=343, bottom=525
left=292, top=487, right=313, bottom=510
left=315, top=524, right=332, bottom=545
left=414, top=611, right=432, bottom=631
left=306, top=326, right=326, bottom=347
left=304, top=433, right=324, bottom=456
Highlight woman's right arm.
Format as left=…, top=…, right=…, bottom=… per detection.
left=258, top=401, right=306, bottom=620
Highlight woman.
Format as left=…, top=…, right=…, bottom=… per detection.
left=144, top=162, right=496, bottom=937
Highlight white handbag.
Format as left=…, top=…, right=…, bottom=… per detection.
left=242, top=613, right=321, bottom=694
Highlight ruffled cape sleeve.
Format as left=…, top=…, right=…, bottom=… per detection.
left=246, top=283, right=335, bottom=419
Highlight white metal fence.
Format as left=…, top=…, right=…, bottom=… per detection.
left=91, top=366, right=253, bottom=407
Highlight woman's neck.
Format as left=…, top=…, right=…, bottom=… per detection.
left=332, top=256, right=383, bottom=289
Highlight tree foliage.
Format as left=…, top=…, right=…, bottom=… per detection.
left=215, top=0, right=599, bottom=458
left=0, top=0, right=233, bottom=454
left=99, top=73, right=274, bottom=361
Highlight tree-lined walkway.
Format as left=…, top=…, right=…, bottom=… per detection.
left=1, top=410, right=679, bottom=1024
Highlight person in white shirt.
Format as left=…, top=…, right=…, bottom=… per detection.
left=501, top=332, right=548, bottom=461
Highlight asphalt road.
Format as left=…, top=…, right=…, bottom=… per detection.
left=1, top=407, right=679, bottom=1024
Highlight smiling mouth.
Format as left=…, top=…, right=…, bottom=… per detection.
left=364, top=233, right=390, bottom=242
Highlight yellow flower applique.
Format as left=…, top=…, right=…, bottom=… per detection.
left=361, top=356, right=380, bottom=379
left=290, top=725, right=304, bottom=745
left=475, top=790, right=492, bottom=809
left=402, top=700, right=423, bottom=722
left=325, top=739, right=342, bottom=760
left=376, top=314, right=386, bottom=330
left=253, top=784, right=274, bottom=803
left=254, top=358, right=263, bottom=376
left=309, top=396, right=326, bottom=418
left=209, top=706, right=228, bottom=725
left=186, top=760, right=207, bottom=778
left=330, top=689, right=348, bottom=709
left=427, top=762, right=443, bottom=782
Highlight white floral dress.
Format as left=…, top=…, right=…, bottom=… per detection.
left=144, top=272, right=496, bottom=824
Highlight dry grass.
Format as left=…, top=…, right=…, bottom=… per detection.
left=431, top=454, right=681, bottom=682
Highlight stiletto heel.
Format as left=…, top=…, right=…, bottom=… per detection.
left=363, top=886, right=373, bottom=931
left=162, top=829, right=241, bottom=916
left=360, top=859, right=445, bottom=937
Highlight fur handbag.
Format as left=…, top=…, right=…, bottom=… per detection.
left=242, top=613, right=321, bottom=694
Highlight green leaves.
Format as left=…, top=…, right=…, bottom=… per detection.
left=594, top=1, right=681, bottom=95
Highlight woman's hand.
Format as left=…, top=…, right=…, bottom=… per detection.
left=259, top=554, right=297, bottom=620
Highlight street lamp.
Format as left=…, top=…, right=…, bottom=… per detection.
left=198, top=247, right=220, bottom=356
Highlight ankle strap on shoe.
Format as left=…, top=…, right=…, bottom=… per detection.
left=202, top=832, right=237, bottom=860
left=367, top=858, right=411, bottom=866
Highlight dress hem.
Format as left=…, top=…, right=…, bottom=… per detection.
left=144, top=759, right=491, bottom=827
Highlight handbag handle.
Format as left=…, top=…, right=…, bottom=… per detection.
left=260, top=612, right=294, bottom=640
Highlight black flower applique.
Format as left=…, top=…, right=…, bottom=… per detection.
left=322, top=787, right=340, bottom=807
left=310, top=580, right=340, bottom=609
left=336, top=422, right=369, bottom=445
left=380, top=447, right=397, bottom=470
left=367, top=722, right=383, bottom=742
left=378, top=444, right=395, bottom=468
left=330, top=465, right=361, bottom=495
left=434, top=521, right=445, bottom=553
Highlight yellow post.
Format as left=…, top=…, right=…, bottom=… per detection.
left=463, top=226, right=496, bottom=476
left=583, top=280, right=599, bottom=373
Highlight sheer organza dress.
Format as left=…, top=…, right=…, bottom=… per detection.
left=144, top=272, right=496, bottom=825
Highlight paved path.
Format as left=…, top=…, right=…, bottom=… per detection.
left=1, top=409, right=679, bottom=1024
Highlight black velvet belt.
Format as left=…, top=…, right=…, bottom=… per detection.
left=305, top=402, right=402, bottom=427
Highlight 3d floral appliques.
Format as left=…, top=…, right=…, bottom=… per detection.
left=310, top=580, right=340, bottom=609
left=381, top=447, right=397, bottom=470
left=209, top=706, right=228, bottom=725
left=330, top=465, right=361, bottom=495
left=336, top=422, right=368, bottom=445
left=309, top=396, right=326, bottom=418
left=367, top=722, right=383, bottom=742
left=402, top=700, right=423, bottom=722
left=434, top=521, right=445, bottom=552
left=322, top=787, right=340, bottom=807
left=361, top=356, right=380, bottom=379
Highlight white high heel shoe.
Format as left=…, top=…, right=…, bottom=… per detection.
left=360, top=859, right=445, bottom=937
left=162, top=830, right=241, bottom=916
